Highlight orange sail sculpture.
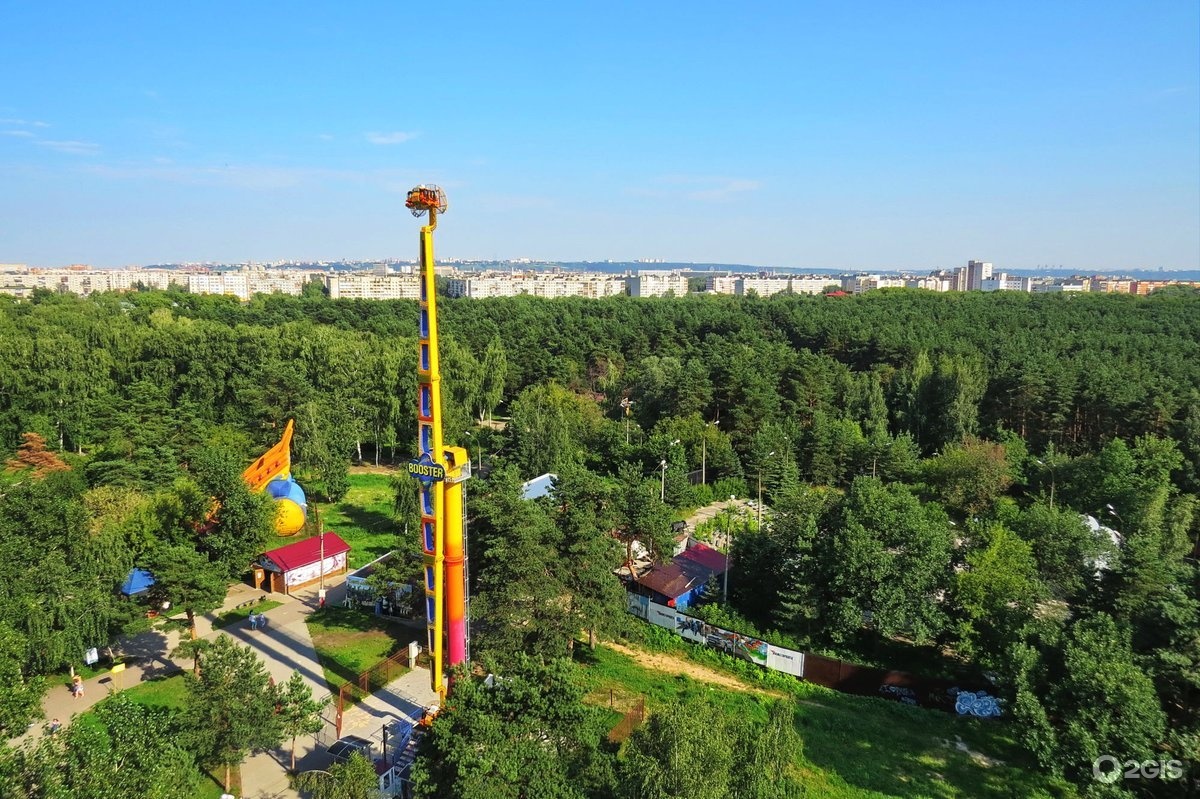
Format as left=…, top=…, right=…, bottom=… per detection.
left=242, top=419, right=308, bottom=536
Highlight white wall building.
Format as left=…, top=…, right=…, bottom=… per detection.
left=326, top=273, right=421, bottom=300
left=629, top=270, right=688, bottom=297
left=735, top=277, right=791, bottom=297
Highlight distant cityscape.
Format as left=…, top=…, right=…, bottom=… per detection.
left=0, top=259, right=1197, bottom=301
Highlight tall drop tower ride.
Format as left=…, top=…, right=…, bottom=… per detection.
left=405, top=185, right=469, bottom=700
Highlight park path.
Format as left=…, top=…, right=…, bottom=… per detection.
left=9, top=581, right=346, bottom=799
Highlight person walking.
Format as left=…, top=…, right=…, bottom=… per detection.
left=48, top=718, right=61, bottom=735
left=249, top=611, right=259, bottom=631
left=71, top=675, right=83, bottom=700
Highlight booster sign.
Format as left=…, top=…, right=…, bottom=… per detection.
left=407, top=454, right=446, bottom=486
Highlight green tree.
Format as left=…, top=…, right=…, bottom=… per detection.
left=0, top=693, right=201, bottom=799
left=477, top=333, right=509, bottom=422
left=619, top=697, right=736, bottom=799
left=185, top=634, right=283, bottom=792
left=1013, top=501, right=1111, bottom=601
left=0, top=622, right=43, bottom=737
left=922, top=437, right=1013, bottom=518
left=469, top=470, right=574, bottom=662
left=294, top=752, right=379, bottom=799
left=1012, top=614, right=1167, bottom=790
left=821, top=478, right=953, bottom=645
left=613, top=463, right=675, bottom=569
left=551, top=465, right=628, bottom=648
left=149, top=544, right=228, bottom=642
left=948, top=524, right=1042, bottom=667
left=730, top=700, right=805, bottom=799
left=412, top=658, right=606, bottom=799
left=279, top=671, right=330, bottom=771
left=188, top=446, right=275, bottom=577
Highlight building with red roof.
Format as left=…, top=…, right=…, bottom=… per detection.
left=256, top=532, right=351, bottom=594
left=631, top=542, right=728, bottom=609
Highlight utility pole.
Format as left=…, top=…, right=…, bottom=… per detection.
left=317, top=507, right=325, bottom=591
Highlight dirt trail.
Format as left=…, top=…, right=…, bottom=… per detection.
left=604, top=640, right=787, bottom=698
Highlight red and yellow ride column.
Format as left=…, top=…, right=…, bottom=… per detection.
left=407, top=185, right=469, bottom=701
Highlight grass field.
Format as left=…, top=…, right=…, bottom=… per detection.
left=306, top=606, right=411, bottom=695
left=576, top=640, right=1077, bottom=799
left=307, top=471, right=402, bottom=570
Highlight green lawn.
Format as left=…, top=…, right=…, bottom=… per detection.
left=119, top=673, right=190, bottom=710
left=576, top=641, right=1077, bottom=799
left=305, top=607, right=410, bottom=697
left=212, top=599, right=284, bottom=629
left=308, top=471, right=403, bottom=570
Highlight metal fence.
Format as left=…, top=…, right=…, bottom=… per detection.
left=607, top=697, right=646, bottom=743
left=336, top=648, right=413, bottom=736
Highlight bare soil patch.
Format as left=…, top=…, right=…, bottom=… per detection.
left=604, top=640, right=786, bottom=698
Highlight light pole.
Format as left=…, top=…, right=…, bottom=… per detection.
left=1034, top=458, right=1056, bottom=511
left=660, top=439, right=679, bottom=502
left=757, top=452, right=774, bottom=528
left=722, top=494, right=736, bottom=603
left=620, top=398, right=633, bottom=444
left=701, top=419, right=717, bottom=485
left=463, top=430, right=475, bottom=471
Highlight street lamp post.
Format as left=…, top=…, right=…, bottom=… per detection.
left=723, top=494, right=736, bottom=603
left=1035, top=458, right=1056, bottom=511
left=701, top=419, right=717, bottom=485
left=620, top=398, right=633, bottom=444
left=660, top=439, right=679, bottom=502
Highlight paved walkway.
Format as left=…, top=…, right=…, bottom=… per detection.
left=9, top=577, right=417, bottom=799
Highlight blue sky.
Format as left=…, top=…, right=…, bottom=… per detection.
left=2, top=2, right=1197, bottom=270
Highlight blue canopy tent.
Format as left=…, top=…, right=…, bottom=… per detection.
left=121, top=568, right=155, bottom=597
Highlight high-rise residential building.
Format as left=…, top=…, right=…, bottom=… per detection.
left=447, top=272, right=627, bottom=299
left=325, top=273, right=421, bottom=300
left=629, top=270, right=688, bottom=297
left=966, top=260, right=993, bottom=291
left=735, top=277, right=791, bottom=297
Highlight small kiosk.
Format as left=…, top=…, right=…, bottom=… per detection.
left=256, top=533, right=351, bottom=595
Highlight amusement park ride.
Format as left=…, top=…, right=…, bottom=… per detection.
left=405, top=184, right=470, bottom=701
left=241, top=418, right=309, bottom=536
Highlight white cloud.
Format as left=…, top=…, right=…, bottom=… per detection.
left=83, top=162, right=414, bottom=192
left=317, top=133, right=335, bottom=141
left=0, top=118, right=49, bottom=127
left=687, top=178, right=762, bottom=201
left=36, top=139, right=99, bottom=154
left=2, top=130, right=35, bottom=138
left=625, top=176, right=763, bottom=202
left=365, top=131, right=417, bottom=145
left=36, top=140, right=100, bottom=155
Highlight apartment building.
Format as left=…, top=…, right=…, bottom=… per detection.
left=735, top=277, right=792, bottom=297
left=629, top=270, right=688, bottom=297
left=447, top=272, right=627, bottom=299
left=325, top=273, right=421, bottom=300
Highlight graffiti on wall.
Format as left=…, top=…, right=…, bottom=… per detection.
left=951, top=689, right=1003, bottom=718
left=879, top=684, right=919, bottom=705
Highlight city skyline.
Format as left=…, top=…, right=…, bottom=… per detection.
left=2, top=2, right=1198, bottom=270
